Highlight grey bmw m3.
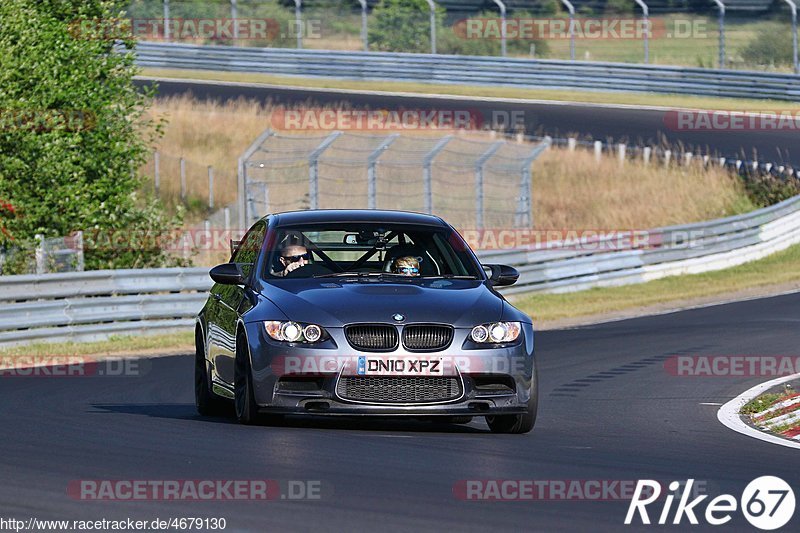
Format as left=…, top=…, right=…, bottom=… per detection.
left=195, top=209, right=537, bottom=433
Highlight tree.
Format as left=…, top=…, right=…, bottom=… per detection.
left=369, top=0, right=444, bottom=53
left=0, top=0, right=180, bottom=271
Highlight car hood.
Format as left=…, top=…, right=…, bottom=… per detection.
left=252, top=279, right=504, bottom=328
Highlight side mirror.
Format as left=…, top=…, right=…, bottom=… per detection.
left=484, top=264, right=519, bottom=286
left=210, top=263, right=245, bottom=285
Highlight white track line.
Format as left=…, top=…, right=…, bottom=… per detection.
left=717, top=373, right=800, bottom=450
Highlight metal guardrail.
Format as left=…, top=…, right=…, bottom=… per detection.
left=134, top=41, right=800, bottom=101
left=1, top=195, right=800, bottom=345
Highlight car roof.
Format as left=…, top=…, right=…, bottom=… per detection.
left=267, top=209, right=447, bottom=227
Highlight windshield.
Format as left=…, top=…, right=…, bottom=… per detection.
left=263, top=222, right=483, bottom=280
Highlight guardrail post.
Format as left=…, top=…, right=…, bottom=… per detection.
left=515, top=138, right=550, bottom=228
left=475, top=141, right=503, bottom=230
left=71, top=230, right=84, bottom=272
left=180, top=157, right=186, bottom=201
left=712, top=0, right=726, bottom=69
left=634, top=0, right=650, bottom=63
left=425, top=0, right=437, bottom=54
left=308, top=131, right=342, bottom=210
left=643, top=146, right=652, bottom=164
left=422, top=135, right=452, bottom=214
left=163, top=0, right=170, bottom=41
left=664, top=149, right=672, bottom=166
left=294, top=0, right=303, bottom=49
left=207, top=166, right=214, bottom=209
left=593, top=141, right=602, bottom=162
left=154, top=151, right=160, bottom=194
left=358, top=0, right=368, bottom=51
left=231, top=0, right=239, bottom=41
left=567, top=138, right=576, bottom=151
left=35, top=234, right=45, bottom=274
left=224, top=207, right=231, bottom=233
left=492, top=0, right=507, bottom=57
left=684, top=152, right=693, bottom=166
left=367, top=134, right=399, bottom=209
left=617, top=143, right=626, bottom=165
left=561, top=0, right=576, bottom=60
left=785, top=0, right=799, bottom=73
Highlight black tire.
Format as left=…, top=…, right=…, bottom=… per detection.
left=234, top=331, right=261, bottom=425
left=195, top=328, right=227, bottom=416
left=486, top=372, right=538, bottom=434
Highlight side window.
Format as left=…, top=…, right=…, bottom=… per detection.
left=232, top=223, right=266, bottom=279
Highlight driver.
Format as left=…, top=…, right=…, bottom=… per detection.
left=392, top=256, right=420, bottom=276
left=276, top=243, right=309, bottom=277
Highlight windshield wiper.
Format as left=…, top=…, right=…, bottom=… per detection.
left=313, top=271, right=407, bottom=279
left=421, top=274, right=480, bottom=280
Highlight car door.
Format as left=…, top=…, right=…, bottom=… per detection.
left=210, top=222, right=266, bottom=386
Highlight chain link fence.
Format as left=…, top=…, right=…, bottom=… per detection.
left=239, top=130, right=549, bottom=229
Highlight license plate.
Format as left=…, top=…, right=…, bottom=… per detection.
left=357, top=356, right=444, bottom=376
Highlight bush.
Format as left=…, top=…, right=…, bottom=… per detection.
left=0, top=0, right=182, bottom=273
left=742, top=175, right=800, bottom=207
left=368, top=0, right=443, bottom=53
left=741, top=30, right=794, bottom=68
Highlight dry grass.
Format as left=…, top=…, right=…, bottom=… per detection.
left=142, top=95, right=753, bottom=234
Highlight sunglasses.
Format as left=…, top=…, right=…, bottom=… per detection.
left=397, top=266, right=419, bottom=274
left=282, top=253, right=309, bottom=262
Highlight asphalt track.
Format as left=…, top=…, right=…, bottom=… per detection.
left=138, top=77, right=799, bottom=164
left=1, top=292, right=799, bottom=531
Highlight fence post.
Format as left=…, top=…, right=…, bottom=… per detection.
left=163, top=0, right=170, bottom=41
left=180, top=157, right=186, bottom=201
left=358, top=0, right=368, bottom=51
left=367, top=134, right=399, bottom=209
left=634, top=0, right=650, bottom=63
left=561, top=0, right=576, bottom=60
left=713, top=0, right=726, bottom=68
left=784, top=0, right=799, bottom=73
left=224, top=207, right=231, bottom=233
left=231, top=0, right=239, bottom=40
left=425, top=0, right=437, bottom=54
left=664, top=150, right=672, bottom=166
left=154, top=151, right=160, bottom=194
left=474, top=141, right=503, bottom=230
left=492, top=0, right=507, bottom=57
left=617, top=143, right=626, bottom=165
left=515, top=138, right=550, bottom=228
left=643, top=146, right=652, bottom=164
left=35, top=234, right=45, bottom=274
left=294, top=0, right=303, bottom=48
left=422, top=135, right=452, bottom=214
left=594, top=141, right=602, bottom=162
left=567, top=138, right=576, bottom=151
left=308, top=131, right=342, bottom=210
left=207, top=166, right=214, bottom=209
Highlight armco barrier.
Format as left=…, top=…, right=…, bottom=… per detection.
left=1, top=194, right=800, bottom=346
left=133, top=41, right=800, bottom=101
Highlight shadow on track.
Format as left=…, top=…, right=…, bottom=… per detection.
left=90, top=403, right=490, bottom=433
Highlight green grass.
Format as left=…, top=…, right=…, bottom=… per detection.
left=514, top=242, right=800, bottom=324
left=741, top=393, right=784, bottom=415
left=0, top=331, right=194, bottom=358
left=139, top=68, right=800, bottom=113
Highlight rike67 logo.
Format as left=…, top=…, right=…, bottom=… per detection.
left=625, top=477, right=795, bottom=530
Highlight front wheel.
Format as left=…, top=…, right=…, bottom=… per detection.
left=234, top=333, right=261, bottom=425
left=486, top=374, right=538, bottom=434
left=195, top=329, right=228, bottom=416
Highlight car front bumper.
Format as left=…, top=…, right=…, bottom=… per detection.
left=242, top=322, right=536, bottom=416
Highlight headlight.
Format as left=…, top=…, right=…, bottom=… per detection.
left=264, top=321, right=327, bottom=343
left=470, top=322, right=521, bottom=343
